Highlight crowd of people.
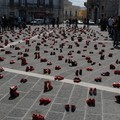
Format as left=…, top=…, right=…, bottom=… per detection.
left=0, top=14, right=120, bottom=48
left=99, top=16, right=120, bottom=48
left=0, top=15, right=26, bottom=33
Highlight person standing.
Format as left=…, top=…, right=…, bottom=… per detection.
left=108, top=17, right=114, bottom=38
left=56, top=17, right=59, bottom=28
left=113, top=16, right=120, bottom=47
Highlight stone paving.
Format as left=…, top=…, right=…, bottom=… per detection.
left=0, top=25, right=120, bottom=120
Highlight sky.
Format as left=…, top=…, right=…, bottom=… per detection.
left=69, top=0, right=87, bottom=7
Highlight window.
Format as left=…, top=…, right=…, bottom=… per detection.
left=49, top=0, right=53, bottom=8
left=101, top=6, right=104, bottom=11
left=10, top=0, right=14, bottom=6
left=75, top=11, right=77, bottom=16
left=65, top=11, right=67, bottom=16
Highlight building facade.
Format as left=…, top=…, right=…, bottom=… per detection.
left=64, top=0, right=81, bottom=20
left=85, top=0, right=119, bottom=23
left=0, top=0, right=64, bottom=22
left=118, top=0, right=120, bottom=15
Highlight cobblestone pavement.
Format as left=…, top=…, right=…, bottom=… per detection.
left=0, top=25, right=120, bottom=120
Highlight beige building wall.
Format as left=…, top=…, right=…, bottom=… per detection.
left=64, top=0, right=81, bottom=20
left=86, top=0, right=119, bottom=24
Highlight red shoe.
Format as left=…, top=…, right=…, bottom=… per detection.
left=91, top=98, right=95, bottom=106
left=65, top=104, right=70, bottom=112
left=94, top=77, right=102, bottom=82
left=20, top=78, right=27, bottom=83
left=89, top=88, right=93, bottom=95
left=93, top=88, right=97, bottom=95
left=0, top=67, right=4, bottom=72
left=39, top=98, right=51, bottom=105
left=114, top=70, right=120, bottom=75
left=71, top=105, right=76, bottom=112
left=26, top=66, right=30, bottom=72
left=32, top=114, right=45, bottom=120
left=30, top=66, right=34, bottom=71
left=75, top=70, right=79, bottom=76
left=48, top=69, right=51, bottom=74
left=21, top=58, right=27, bottom=66
left=86, top=67, right=93, bottom=71
left=86, top=99, right=92, bottom=106
left=10, top=86, right=19, bottom=98
left=0, top=74, right=3, bottom=79
left=0, top=57, right=4, bottom=61
left=44, top=81, right=53, bottom=92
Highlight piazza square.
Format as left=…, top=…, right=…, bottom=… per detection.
left=0, top=24, right=120, bottom=120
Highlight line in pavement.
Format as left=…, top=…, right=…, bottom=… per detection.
left=3, top=67, right=120, bottom=94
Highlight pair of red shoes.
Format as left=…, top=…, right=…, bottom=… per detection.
left=86, top=57, right=91, bottom=60
left=47, top=62, right=52, bottom=66
left=0, top=57, right=5, bottom=61
left=110, top=64, right=115, bottom=70
left=10, top=86, right=19, bottom=98
left=26, top=66, right=34, bottom=72
left=43, top=68, right=51, bottom=74
left=86, top=98, right=95, bottom=106
left=100, top=54, right=105, bottom=60
left=20, top=78, right=27, bottom=83
left=54, top=76, right=64, bottom=81
left=44, top=81, right=53, bottom=92
left=114, top=70, right=120, bottom=75
left=55, top=66, right=61, bottom=70
left=36, top=46, right=40, bottom=51
left=10, top=60, right=16, bottom=64
left=101, top=72, right=110, bottom=76
left=73, top=77, right=81, bottom=83
left=18, top=52, right=23, bottom=55
left=86, top=68, right=93, bottom=71
left=34, top=52, right=40, bottom=59
left=15, top=47, right=20, bottom=50
left=113, top=82, right=120, bottom=88
left=89, top=88, right=97, bottom=96
left=32, top=114, right=45, bottom=120
left=40, top=58, right=47, bottom=62
left=94, top=77, right=102, bottom=82
left=65, top=104, right=76, bottom=112
left=39, top=98, right=51, bottom=105
left=5, top=51, right=12, bottom=54
left=58, top=55, right=64, bottom=60
left=75, top=69, right=82, bottom=76
left=25, top=48, right=29, bottom=52
left=108, top=53, right=113, bottom=57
